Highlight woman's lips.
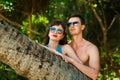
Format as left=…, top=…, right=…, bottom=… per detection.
left=53, top=34, right=58, bottom=37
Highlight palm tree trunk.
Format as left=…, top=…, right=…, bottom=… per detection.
left=0, top=19, right=90, bottom=80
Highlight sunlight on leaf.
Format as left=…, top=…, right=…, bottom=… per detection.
left=38, top=16, right=49, bottom=24
left=97, top=73, right=103, bottom=80
left=113, top=78, right=120, bottom=80
left=27, top=31, right=30, bottom=34
left=32, top=15, right=49, bottom=24
left=101, top=52, right=107, bottom=58
left=34, top=40, right=39, bottom=43
left=93, top=4, right=97, bottom=8
left=22, top=21, right=28, bottom=27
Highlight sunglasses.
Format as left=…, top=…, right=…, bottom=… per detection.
left=67, top=21, right=79, bottom=27
left=50, top=27, right=63, bottom=34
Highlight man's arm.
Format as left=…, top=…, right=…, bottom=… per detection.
left=66, top=45, right=100, bottom=80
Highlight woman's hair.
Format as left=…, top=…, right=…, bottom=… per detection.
left=44, top=20, right=68, bottom=45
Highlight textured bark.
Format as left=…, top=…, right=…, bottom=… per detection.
left=0, top=19, right=90, bottom=80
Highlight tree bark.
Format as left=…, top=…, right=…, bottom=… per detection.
left=0, top=19, right=90, bottom=80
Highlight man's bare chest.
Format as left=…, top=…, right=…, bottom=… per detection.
left=74, top=46, right=89, bottom=64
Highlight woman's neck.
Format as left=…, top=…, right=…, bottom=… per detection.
left=48, top=40, right=59, bottom=49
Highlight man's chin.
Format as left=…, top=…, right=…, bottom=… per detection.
left=70, top=33, right=77, bottom=35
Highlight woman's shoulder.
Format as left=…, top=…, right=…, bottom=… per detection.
left=61, top=44, right=70, bottom=54
left=61, top=44, right=72, bottom=51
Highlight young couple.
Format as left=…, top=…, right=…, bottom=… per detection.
left=44, top=14, right=100, bottom=80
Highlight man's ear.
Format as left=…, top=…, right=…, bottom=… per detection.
left=81, top=25, right=85, bottom=30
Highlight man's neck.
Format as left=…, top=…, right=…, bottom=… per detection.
left=71, top=34, right=84, bottom=47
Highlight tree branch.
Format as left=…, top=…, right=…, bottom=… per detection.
left=91, top=6, right=106, bottom=31
left=0, top=13, right=42, bottom=36
left=82, top=0, right=106, bottom=32
left=108, top=15, right=117, bottom=30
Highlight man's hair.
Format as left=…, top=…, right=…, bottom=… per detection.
left=68, top=14, right=85, bottom=25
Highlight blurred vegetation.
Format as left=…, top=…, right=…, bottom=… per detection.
left=0, top=0, right=120, bottom=80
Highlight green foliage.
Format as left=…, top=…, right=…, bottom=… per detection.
left=98, top=51, right=120, bottom=80
left=21, top=14, right=49, bottom=43
left=113, top=52, right=120, bottom=65
left=0, top=0, right=120, bottom=79
left=31, top=15, right=49, bottom=43
left=3, top=1, right=13, bottom=11
left=0, top=0, right=14, bottom=12
left=0, top=62, right=27, bottom=80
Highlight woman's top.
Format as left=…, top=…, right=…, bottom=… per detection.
left=46, top=44, right=62, bottom=54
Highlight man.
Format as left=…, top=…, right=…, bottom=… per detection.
left=66, top=14, right=100, bottom=80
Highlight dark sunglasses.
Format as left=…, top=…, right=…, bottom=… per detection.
left=50, top=27, right=63, bottom=34
left=67, top=21, right=79, bottom=27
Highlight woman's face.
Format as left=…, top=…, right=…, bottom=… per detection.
left=48, top=25, right=64, bottom=41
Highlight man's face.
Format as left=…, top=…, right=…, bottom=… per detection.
left=67, top=17, right=85, bottom=35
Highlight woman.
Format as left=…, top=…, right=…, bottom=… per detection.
left=44, top=20, right=81, bottom=63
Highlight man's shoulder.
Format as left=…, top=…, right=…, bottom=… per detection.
left=85, top=40, right=98, bottom=52
left=85, top=40, right=97, bottom=48
left=61, top=44, right=71, bottom=49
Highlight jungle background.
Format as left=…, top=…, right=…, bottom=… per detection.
left=0, top=0, right=120, bottom=80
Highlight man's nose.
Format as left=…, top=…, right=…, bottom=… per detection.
left=69, top=23, right=74, bottom=27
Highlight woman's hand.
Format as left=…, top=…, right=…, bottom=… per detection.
left=62, top=55, right=74, bottom=63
